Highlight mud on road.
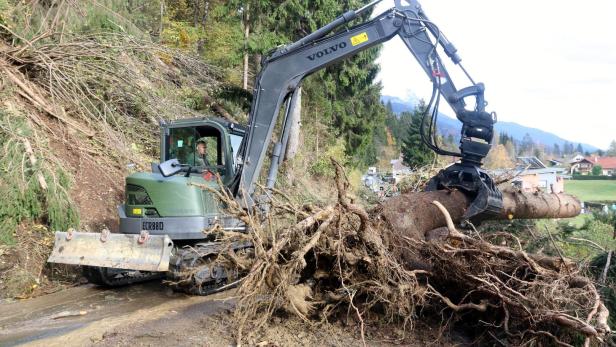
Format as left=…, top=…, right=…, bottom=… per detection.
left=0, top=281, right=442, bottom=347
left=0, top=282, right=233, bottom=346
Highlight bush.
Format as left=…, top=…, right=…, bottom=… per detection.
left=309, top=138, right=348, bottom=177
left=0, top=109, right=79, bottom=245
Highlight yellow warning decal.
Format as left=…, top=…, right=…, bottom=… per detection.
left=351, top=32, right=369, bottom=46
left=132, top=208, right=142, bottom=215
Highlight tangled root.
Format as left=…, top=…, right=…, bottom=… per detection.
left=208, top=162, right=610, bottom=346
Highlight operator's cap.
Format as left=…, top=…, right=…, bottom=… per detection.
left=196, top=137, right=208, bottom=145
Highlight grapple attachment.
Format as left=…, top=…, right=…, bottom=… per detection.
left=47, top=230, right=173, bottom=272
left=426, top=163, right=503, bottom=220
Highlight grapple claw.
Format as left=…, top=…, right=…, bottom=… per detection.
left=426, top=163, right=503, bottom=220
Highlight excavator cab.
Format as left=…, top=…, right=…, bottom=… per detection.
left=119, top=117, right=247, bottom=239
left=48, top=117, right=247, bottom=274
left=161, top=119, right=243, bottom=183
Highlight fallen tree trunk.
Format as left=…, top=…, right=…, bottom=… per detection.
left=377, top=189, right=581, bottom=240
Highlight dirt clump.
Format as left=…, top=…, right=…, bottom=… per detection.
left=0, top=224, right=77, bottom=299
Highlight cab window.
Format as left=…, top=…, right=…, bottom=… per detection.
left=166, top=126, right=225, bottom=173
left=229, top=133, right=243, bottom=167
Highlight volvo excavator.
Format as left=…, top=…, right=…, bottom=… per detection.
left=48, top=0, right=503, bottom=295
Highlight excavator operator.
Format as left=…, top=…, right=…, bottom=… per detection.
left=195, top=137, right=212, bottom=167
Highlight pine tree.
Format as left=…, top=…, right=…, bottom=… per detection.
left=576, top=143, right=584, bottom=154
left=608, top=140, right=616, bottom=156
left=401, top=103, right=434, bottom=169
left=505, top=140, right=516, bottom=160
left=499, top=132, right=510, bottom=145
left=519, top=133, right=534, bottom=155
left=266, top=0, right=388, bottom=166
left=386, top=100, right=393, bottom=114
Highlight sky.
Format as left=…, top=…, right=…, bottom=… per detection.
left=374, top=0, right=616, bottom=149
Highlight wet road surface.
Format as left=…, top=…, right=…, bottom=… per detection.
left=0, top=281, right=233, bottom=347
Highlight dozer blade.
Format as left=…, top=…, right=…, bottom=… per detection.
left=47, top=230, right=173, bottom=272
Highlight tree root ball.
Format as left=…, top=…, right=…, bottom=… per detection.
left=207, top=162, right=605, bottom=346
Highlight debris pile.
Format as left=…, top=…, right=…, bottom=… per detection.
left=206, top=162, right=610, bottom=346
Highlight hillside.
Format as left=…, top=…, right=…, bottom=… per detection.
left=0, top=2, right=614, bottom=347
left=0, top=0, right=390, bottom=299
left=382, top=95, right=599, bottom=153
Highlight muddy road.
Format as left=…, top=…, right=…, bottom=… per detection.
left=0, top=282, right=235, bottom=346
left=1, top=281, right=436, bottom=347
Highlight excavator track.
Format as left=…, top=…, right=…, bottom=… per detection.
left=80, top=241, right=252, bottom=295
left=82, top=266, right=164, bottom=287
left=166, top=241, right=252, bottom=296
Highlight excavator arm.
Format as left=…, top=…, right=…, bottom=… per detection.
left=235, top=0, right=502, bottom=220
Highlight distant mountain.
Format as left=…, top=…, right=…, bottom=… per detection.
left=382, top=95, right=421, bottom=115
left=381, top=95, right=599, bottom=153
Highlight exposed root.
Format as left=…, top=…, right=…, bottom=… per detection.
left=202, top=162, right=610, bottom=346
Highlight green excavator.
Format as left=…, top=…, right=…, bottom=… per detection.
left=48, top=0, right=503, bottom=294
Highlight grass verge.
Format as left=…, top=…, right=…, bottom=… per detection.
left=565, top=179, right=616, bottom=202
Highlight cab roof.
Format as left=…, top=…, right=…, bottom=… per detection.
left=161, top=116, right=247, bottom=133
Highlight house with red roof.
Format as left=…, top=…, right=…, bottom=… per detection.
left=587, top=156, right=616, bottom=176
left=569, top=156, right=594, bottom=174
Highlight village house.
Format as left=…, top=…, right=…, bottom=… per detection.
left=587, top=156, right=616, bottom=176
left=565, top=155, right=616, bottom=175
left=568, top=155, right=594, bottom=174
left=512, top=157, right=566, bottom=193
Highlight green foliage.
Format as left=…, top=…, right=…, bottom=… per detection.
left=558, top=217, right=616, bottom=260
left=161, top=0, right=390, bottom=168
left=592, top=211, right=616, bottom=231
left=385, top=107, right=412, bottom=147
left=309, top=138, right=348, bottom=177
left=480, top=216, right=615, bottom=261
left=162, top=20, right=203, bottom=48
left=592, top=165, right=603, bottom=176
left=401, top=103, right=434, bottom=169
left=0, top=0, right=8, bottom=24
left=587, top=216, right=616, bottom=342
left=162, top=3, right=244, bottom=83
left=557, top=219, right=578, bottom=237
left=0, top=110, right=79, bottom=245
left=5, top=0, right=162, bottom=41
left=180, top=87, right=207, bottom=110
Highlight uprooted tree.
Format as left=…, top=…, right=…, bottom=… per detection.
left=199, top=161, right=610, bottom=346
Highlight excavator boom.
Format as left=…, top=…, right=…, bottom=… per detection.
left=234, top=0, right=502, bottom=219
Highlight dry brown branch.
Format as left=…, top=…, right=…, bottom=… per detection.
left=22, top=137, right=47, bottom=190
left=600, top=250, right=613, bottom=284
left=189, top=164, right=604, bottom=345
